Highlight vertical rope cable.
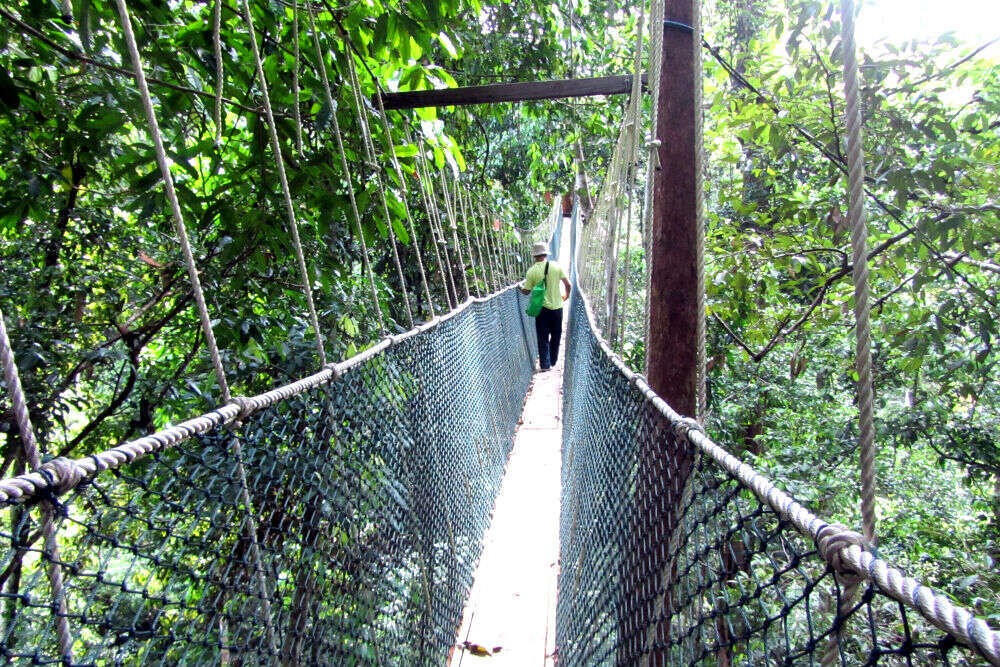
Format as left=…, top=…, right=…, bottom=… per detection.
left=305, top=3, right=385, bottom=335
left=484, top=207, right=504, bottom=290
left=456, top=184, right=482, bottom=298
left=117, top=1, right=279, bottom=654
left=291, top=0, right=303, bottom=154
left=370, top=91, right=435, bottom=318
left=822, top=4, right=875, bottom=664
left=344, top=51, right=414, bottom=328
left=693, top=0, right=706, bottom=420
left=0, top=308, right=74, bottom=662
left=440, top=167, right=471, bottom=299
left=641, top=0, right=665, bottom=372
left=238, top=0, right=327, bottom=366
left=212, top=0, right=224, bottom=146
left=840, top=0, right=877, bottom=551
left=427, top=166, right=459, bottom=306
left=412, top=135, right=454, bottom=308
left=473, top=199, right=497, bottom=292
left=114, top=0, right=232, bottom=404
left=616, top=22, right=644, bottom=349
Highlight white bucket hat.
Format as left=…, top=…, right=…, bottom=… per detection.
left=532, top=241, right=549, bottom=257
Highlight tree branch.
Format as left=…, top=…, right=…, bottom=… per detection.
left=715, top=225, right=918, bottom=362
left=0, top=8, right=270, bottom=117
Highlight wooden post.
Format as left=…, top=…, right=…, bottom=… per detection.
left=646, top=12, right=702, bottom=411
left=636, top=2, right=703, bottom=665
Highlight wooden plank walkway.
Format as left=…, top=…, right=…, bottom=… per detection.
left=450, top=358, right=564, bottom=665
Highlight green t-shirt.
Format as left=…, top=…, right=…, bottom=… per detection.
left=524, top=260, right=566, bottom=311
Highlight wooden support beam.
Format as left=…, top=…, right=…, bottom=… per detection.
left=634, top=6, right=704, bottom=667
left=379, top=74, right=647, bottom=110
left=647, top=19, right=702, bottom=417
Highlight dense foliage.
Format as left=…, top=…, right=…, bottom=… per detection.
left=1, top=0, right=999, bottom=643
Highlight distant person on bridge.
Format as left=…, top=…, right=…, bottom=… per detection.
left=521, top=242, right=571, bottom=371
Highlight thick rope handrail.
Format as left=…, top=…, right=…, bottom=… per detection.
left=0, top=308, right=74, bottom=661
left=572, top=285, right=1000, bottom=665
left=305, top=2, right=385, bottom=336
left=0, top=284, right=521, bottom=507
left=238, top=0, right=327, bottom=366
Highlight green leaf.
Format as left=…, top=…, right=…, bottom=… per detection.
left=392, top=143, right=418, bottom=158
left=436, top=32, right=459, bottom=58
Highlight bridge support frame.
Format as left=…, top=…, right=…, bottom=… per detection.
left=638, top=1, right=704, bottom=664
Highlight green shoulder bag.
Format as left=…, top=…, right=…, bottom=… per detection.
left=525, top=261, right=549, bottom=317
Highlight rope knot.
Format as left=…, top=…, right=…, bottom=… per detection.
left=816, top=522, right=865, bottom=581
left=323, top=362, right=343, bottom=381
left=38, top=457, right=86, bottom=497
left=227, top=396, right=257, bottom=431
left=672, top=417, right=704, bottom=443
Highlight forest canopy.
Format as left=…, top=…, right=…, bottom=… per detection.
left=1, top=0, right=999, bottom=633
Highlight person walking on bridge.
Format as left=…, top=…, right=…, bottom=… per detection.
left=521, top=241, right=571, bottom=371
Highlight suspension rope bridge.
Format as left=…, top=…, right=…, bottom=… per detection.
left=1, top=0, right=999, bottom=663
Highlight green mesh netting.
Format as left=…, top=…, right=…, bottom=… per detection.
left=0, top=288, right=535, bottom=666
left=557, top=290, right=989, bottom=666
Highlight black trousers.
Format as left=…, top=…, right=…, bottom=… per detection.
left=535, top=307, right=563, bottom=369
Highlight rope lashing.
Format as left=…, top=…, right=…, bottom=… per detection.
left=840, top=0, right=878, bottom=551
left=238, top=0, right=328, bottom=366
left=343, top=49, right=414, bottom=328
left=0, top=307, right=75, bottom=662
left=662, top=19, right=693, bottom=33
left=370, top=88, right=436, bottom=319
left=304, top=2, right=385, bottom=336
left=113, top=0, right=232, bottom=404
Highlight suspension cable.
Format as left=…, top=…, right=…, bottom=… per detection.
left=291, top=0, right=304, bottom=153
left=305, top=3, right=385, bottom=335
left=344, top=49, right=415, bottom=328
left=411, top=134, right=455, bottom=308
left=370, top=93, right=436, bottom=319
left=0, top=308, right=74, bottom=662
left=212, top=0, right=224, bottom=146
left=238, top=0, right=328, bottom=365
